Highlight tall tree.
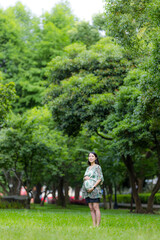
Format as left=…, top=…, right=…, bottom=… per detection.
left=103, top=0, right=160, bottom=213
left=46, top=37, right=130, bottom=136
left=0, top=1, right=76, bottom=113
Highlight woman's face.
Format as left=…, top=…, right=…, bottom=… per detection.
left=88, top=153, right=96, bottom=164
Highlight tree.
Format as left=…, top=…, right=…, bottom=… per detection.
left=0, top=105, right=82, bottom=207
left=45, top=37, right=132, bottom=208
left=0, top=111, right=54, bottom=208
left=69, top=21, right=101, bottom=47
left=46, top=37, right=130, bottom=136
left=0, top=8, right=24, bottom=83
left=137, top=30, right=160, bottom=213
left=104, top=0, right=159, bottom=59
left=25, top=107, right=75, bottom=207
left=102, top=0, right=160, bottom=213
left=92, top=13, right=108, bottom=32
left=101, top=67, right=160, bottom=213
left=0, top=2, right=77, bottom=113
left=0, top=5, right=44, bottom=112
left=46, top=24, right=160, bottom=213
left=43, top=0, right=75, bottom=29
left=0, top=80, right=17, bottom=125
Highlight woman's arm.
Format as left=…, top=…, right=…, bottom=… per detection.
left=83, top=176, right=90, bottom=181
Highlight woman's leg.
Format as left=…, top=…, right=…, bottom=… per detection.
left=93, top=203, right=101, bottom=226
left=88, top=203, right=96, bottom=226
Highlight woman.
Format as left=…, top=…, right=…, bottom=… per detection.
left=82, top=152, right=104, bottom=227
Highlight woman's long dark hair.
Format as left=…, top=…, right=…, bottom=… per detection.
left=88, top=152, right=100, bottom=166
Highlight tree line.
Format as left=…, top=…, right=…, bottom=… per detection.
left=0, top=0, right=159, bottom=213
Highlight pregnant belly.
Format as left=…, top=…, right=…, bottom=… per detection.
left=84, top=179, right=95, bottom=190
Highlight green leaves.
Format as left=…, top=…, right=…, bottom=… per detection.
left=104, top=0, right=158, bottom=59
left=46, top=37, right=129, bottom=136
left=0, top=2, right=78, bottom=113
left=0, top=81, right=17, bottom=124
left=69, top=21, right=101, bottom=47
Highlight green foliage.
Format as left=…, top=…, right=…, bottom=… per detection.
left=101, top=0, right=160, bottom=212
left=104, top=0, right=160, bottom=59
left=0, top=124, right=52, bottom=187
left=0, top=5, right=44, bottom=112
left=0, top=1, right=77, bottom=113
left=103, top=67, right=158, bottom=177
left=0, top=107, right=55, bottom=194
left=0, top=81, right=17, bottom=124
left=46, top=37, right=130, bottom=136
left=0, top=106, right=79, bottom=198
left=46, top=37, right=128, bottom=84
left=92, top=13, right=108, bottom=32
left=45, top=36, right=131, bottom=192
left=43, top=1, right=75, bottom=30
left=69, top=21, right=101, bottom=47
left=0, top=8, right=24, bottom=81
left=0, top=200, right=25, bottom=209
left=108, top=193, right=160, bottom=205
left=64, top=43, right=86, bottom=59
left=0, top=0, right=159, bottom=210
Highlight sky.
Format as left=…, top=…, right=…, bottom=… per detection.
left=0, top=0, right=105, bottom=22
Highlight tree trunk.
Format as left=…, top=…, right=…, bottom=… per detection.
left=130, top=190, right=134, bottom=213
left=102, top=184, right=107, bottom=209
left=108, top=184, right=113, bottom=209
left=147, top=133, right=160, bottom=213
left=146, top=175, right=160, bottom=213
left=9, top=175, right=21, bottom=195
left=137, top=177, right=144, bottom=193
left=34, top=183, right=42, bottom=204
left=123, top=155, right=145, bottom=213
left=114, top=183, right=118, bottom=209
left=75, top=186, right=81, bottom=200
left=52, top=184, right=56, bottom=203
left=52, top=184, right=56, bottom=198
left=3, top=171, right=21, bottom=196
left=26, top=194, right=31, bottom=209
left=57, top=177, right=66, bottom=207
left=64, top=181, right=69, bottom=204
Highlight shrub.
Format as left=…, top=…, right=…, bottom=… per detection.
left=106, top=193, right=160, bottom=204
left=0, top=200, right=25, bottom=209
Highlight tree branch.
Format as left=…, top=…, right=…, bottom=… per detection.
left=11, top=168, right=24, bottom=190
left=95, top=129, right=113, bottom=140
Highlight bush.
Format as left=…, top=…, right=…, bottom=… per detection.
left=0, top=200, right=25, bottom=209
left=106, top=193, right=160, bottom=204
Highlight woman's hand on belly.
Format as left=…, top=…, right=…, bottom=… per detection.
left=84, top=176, right=90, bottom=181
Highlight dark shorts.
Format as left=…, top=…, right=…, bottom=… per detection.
left=85, top=197, right=100, bottom=204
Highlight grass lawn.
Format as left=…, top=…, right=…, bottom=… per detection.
left=0, top=204, right=160, bottom=240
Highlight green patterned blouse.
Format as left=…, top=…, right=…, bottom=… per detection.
left=81, top=164, right=104, bottom=199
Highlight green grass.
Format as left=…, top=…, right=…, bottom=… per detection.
left=0, top=204, right=160, bottom=240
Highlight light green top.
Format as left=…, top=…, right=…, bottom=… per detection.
left=81, top=164, right=104, bottom=199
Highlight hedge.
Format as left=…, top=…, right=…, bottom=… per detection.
left=106, top=193, right=160, bottom=204
left=0, top=200, right=25, bottom=209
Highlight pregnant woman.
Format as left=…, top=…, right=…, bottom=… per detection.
left=82, top=152, right=104, bottom=227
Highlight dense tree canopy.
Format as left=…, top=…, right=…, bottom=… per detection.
left=46, top=37, right=130, bottom=135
